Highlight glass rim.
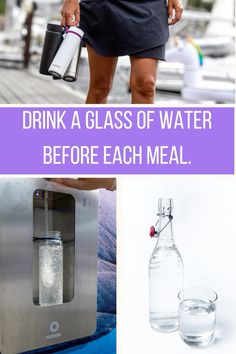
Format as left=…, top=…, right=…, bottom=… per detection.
left=34, top=231, right=62, bottom=240
left=178, top=287, right=218, bottom=303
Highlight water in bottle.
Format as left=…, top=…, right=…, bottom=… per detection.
left=149, top=198, right=184, bottom=332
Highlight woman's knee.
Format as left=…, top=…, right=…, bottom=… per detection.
left=130, top=75, right=156, bottom=98
left=89, top=79, right=113, bottom=101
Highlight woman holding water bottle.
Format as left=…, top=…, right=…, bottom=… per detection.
left=60, top=0, right=183, bottom=104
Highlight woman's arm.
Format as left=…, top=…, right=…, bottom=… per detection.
left=49, top=178, right=116, bottom=191
left=61, top=0, right=80, bottom=26
left=168, top=0, right=184, bottom=25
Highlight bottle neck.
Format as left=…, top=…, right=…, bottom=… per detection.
left=156, top=215, right=174, bottom=246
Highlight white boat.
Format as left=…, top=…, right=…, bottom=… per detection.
left=171, top=0, right=235, bottom=57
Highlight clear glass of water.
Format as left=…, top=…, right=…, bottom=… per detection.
left=178, top=287, right=218, bottom=347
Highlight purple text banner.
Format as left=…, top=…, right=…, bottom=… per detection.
left=0, top=107, right=234, bottom=174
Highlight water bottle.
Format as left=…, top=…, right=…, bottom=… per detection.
left=49, top=26, right=84, bottom=79
left=39, top=23, right=64, bottom=75
left=63, top=44, right=82, bottom=82
left=149, top=198, right=184, bottom=332
left=39, top=231, right=63, bottom=306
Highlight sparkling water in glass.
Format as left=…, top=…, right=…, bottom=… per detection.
left=178, top=287, right=217, bottom=347
left=39, top=231, right=63, bottom=306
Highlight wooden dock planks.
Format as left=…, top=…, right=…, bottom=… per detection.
left=0, top=67, right=84, bottom=104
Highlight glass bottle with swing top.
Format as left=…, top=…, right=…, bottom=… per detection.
left=149, top=198, right=184, bottom=332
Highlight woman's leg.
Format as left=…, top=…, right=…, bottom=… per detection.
left=86, top=45, right=118, bottom=104
left=129, top=57, right=158, bottom=104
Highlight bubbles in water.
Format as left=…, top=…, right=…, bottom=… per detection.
left=39, top=241, right=63, bottom=306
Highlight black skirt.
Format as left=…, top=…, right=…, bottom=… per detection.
left=80, top=0, right=169, bottom=59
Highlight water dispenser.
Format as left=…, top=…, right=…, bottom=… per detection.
left=0, top=179, right=98, bottom=354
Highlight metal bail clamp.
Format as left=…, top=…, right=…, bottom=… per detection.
left=149, top=214, right=173, bottom=238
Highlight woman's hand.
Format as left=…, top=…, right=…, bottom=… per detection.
left=61, top=0, right=80, bottom=27
left=49, top=178, right=116, bottom=191
left=168, top=0, right=184, bottom=25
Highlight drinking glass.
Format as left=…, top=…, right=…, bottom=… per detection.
left=178, top=287, right=217, bottom=347
left=39, top=231, right=63, bottom=306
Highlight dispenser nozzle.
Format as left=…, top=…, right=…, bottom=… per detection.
left=44, top=191, right=49, bottom=235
